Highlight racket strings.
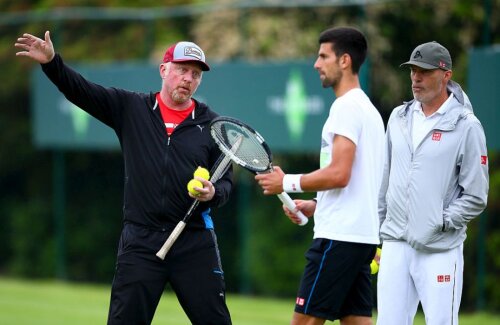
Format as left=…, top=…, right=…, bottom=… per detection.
left=211, top=121, right=270, bottom=171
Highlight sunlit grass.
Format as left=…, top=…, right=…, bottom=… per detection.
left=0, top=277, right=498, bottom=324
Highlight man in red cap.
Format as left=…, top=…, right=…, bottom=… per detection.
left=16, top=31, right=233, bottom=324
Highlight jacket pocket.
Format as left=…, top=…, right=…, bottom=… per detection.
left=380, top=193, right=406, bottom=239
left=117, top=224, right=133, bottom=256
left=410, top=199, right=444, bottom=244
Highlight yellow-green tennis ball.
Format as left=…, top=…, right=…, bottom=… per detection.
left=370, top=247, right=382, bottom=274
left=193, top=167, right=210, bottom=180
left=370, top=259, right=379, bottom=274
left=187, top=179, right=203, bottom=196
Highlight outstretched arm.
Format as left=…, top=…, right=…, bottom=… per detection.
left=15, top=31, right=55, bottom=64
left=16, top=31, right=121, bottom=128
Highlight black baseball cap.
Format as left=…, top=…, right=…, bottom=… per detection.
left=400, top=41, right=452, bottom=71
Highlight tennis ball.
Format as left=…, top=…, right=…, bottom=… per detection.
left=370, top=260, right=379, bottom=274
left=193, top=167, right=210, bottom=180
left=370, top=247, right=382, bottom=275
left=187, top=179, right=203, bottom=196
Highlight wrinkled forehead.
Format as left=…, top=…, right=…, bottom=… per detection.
left=170, top=61, right=204, bottom=73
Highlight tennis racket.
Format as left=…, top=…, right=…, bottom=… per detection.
left=210, top=116, right=308, bottom=226
left=156, top=136, right=242, bottom=260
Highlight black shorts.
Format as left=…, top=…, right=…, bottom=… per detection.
left=294, top=239, right=376, bottom=321
left=107, top=222, right=231, bottom=325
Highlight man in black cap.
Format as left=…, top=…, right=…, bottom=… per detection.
left=376, top=41, right=488, bottom=325
left=15, top=31, right=233, bottom=324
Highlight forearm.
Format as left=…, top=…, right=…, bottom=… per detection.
left=443, top=194, right=487, bottom=230
left=41, top=54, right=118, bottom=127
left=443, top=122, right=489, bottom=230
left=300, top=166, right=350, bottom=192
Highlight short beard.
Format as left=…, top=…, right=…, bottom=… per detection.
left=322, top=78, right=338, bottom=89
left=321, top=70, right=341, bottom=89
left=171, top=90, right=191, bottom=104
left=413, top=83, right=443, bottom=105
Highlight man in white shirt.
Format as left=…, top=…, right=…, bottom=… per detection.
left=255, top=26, right=385, bottom=325
left=377, top=41, right=488, bottom=325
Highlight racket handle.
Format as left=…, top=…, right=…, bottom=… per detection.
left=156, top=221, right=187, bottom=260
left=277, top=193, right=309, bottom=226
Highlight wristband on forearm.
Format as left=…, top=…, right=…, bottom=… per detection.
left=282, top=174, right=303, bottom=193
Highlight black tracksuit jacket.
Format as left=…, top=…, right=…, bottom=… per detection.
left=42, top=54, right=233, bottom=230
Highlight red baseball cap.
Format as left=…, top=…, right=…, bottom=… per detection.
left=163, top=41, right=210, bottom=71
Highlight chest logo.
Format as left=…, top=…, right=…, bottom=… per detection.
left=196, top=125, right=204, bottom=132
left=432, top=131, right=442, bottom=141
left=481, top=155, right=488, bottom=165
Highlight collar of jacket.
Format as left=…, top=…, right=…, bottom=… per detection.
left=149, top=92, right=209, bottom=121
left=397, top=80, right=474, bottom=131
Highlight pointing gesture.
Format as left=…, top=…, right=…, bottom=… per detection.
left=15, top=31, right=55, bottom=64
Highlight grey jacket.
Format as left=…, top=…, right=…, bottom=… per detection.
left=378, top=81, right=489, bottom=252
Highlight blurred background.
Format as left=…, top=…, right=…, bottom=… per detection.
left=1, top=0, right=499, bottom=317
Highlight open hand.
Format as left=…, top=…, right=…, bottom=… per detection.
left=15, top=31, right=55, bottom=64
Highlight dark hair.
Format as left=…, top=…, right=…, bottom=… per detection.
left=318, top=27, right=367, bottom=74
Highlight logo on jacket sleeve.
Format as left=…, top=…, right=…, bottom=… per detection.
left=296, top=297, right=305, bottom=306
left=481, top=155, right=488, bottom=165
left=432, top=131, right=442, bottom=141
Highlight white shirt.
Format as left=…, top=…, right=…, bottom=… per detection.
left=412, top=93, right=454, bottom=149
left=314, top=88, right=385, bottom=244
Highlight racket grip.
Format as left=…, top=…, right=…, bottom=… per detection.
left=156, top=221, right=187, bottom=260
left=277, top=193, right=308, bottom=226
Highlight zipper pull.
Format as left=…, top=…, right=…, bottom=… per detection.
left=167, top=137, right=170, bottom=146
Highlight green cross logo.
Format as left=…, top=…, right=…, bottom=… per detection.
left=284, top=69, right=308, bottom=143
left=62, top=100, right=90, bottom=140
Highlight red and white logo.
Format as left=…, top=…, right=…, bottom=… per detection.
left=437, top=274, right=451, bottom=283
left=296, top=297, right=305, bottom=306
left=481, top=155, right=488, bottom=165
left=432, top=131, right=442, bottom=141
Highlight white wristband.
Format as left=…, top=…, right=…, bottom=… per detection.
left=283, top=174, right=303, bottom=193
